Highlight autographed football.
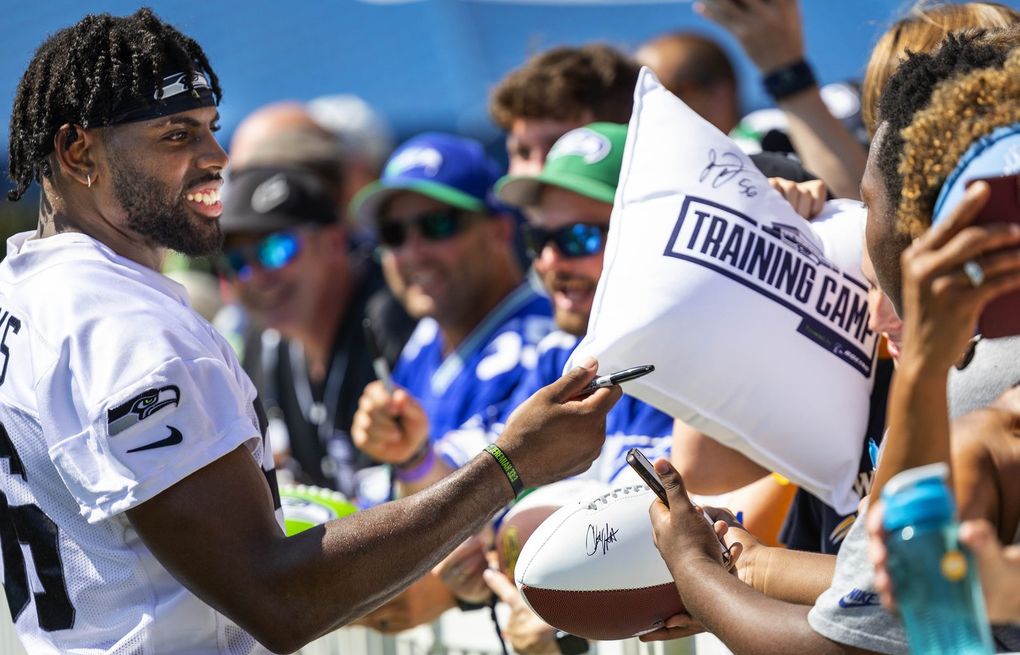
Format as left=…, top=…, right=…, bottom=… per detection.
left=497, top=479, right=609, bottom=580
left=279, top=484, right=358, bottom=536
left=514, top=484, right=682, bottom=640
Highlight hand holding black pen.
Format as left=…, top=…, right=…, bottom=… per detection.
left=352, top=320, right=430, bottom=466
left=362, top=318, right=396, bottom=395
left=578, top=365, right=655, bottom=397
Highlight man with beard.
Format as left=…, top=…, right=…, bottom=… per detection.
left=350, top=133, right=554, bottom=479
left=474, top=123, right=674, bottom=655
left=219, top=164, right=403, bottom=498
left=351, top=127, right=833, bottom=642
left=491, top=123, right=674, bottom=480
left=359, top=123, right=672, bottom=652
left=346, top=132, right=554, bottom=633
left=492, top=40, right=829, bottom=547
left=0, top=9, right=620, bottom=653
left=218, top=105, right=413, bottom=498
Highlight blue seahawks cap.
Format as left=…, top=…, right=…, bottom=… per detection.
left=352, top=133, right=503, bottom=223
left=933, top=122, right=1020, bottom=225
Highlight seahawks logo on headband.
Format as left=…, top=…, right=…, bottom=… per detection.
left=156, top=71, right=211, bottom=100
left=107, top=67, right=216, bottom=125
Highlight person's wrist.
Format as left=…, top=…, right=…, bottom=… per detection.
left=753, top=47, right=803, bottom=73
left=737, top=541, right=765, bottom=590
left=394, top=440, right=436, bottom=482
left=896, top=344, right=956, bottom=379
left=762, top=58, right=817, bottom=101
left=483, top=443, right=525, bottom=498
left=480, top=444, right=520, bottom=503
left=667, top=547, right=720, bottom=580
left=755, top=546, right=783, bottom=597
left=666, top=551, right=725, bottom=599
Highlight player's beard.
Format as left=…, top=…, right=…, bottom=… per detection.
left=109, top=158, right=223, bottom=257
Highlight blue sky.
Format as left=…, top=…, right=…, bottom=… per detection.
left=3, top=0, right=1016, bottom=152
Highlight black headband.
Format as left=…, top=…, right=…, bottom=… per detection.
left=104, top=70, right=216, bottom=126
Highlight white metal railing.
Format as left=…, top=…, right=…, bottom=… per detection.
left=0, top=592, right=729, bottom=654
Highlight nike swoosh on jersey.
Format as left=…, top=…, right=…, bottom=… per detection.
left=126, top=426, right=183, bottom=453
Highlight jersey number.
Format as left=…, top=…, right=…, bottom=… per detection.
left=0, top=422, right=75, bottom=630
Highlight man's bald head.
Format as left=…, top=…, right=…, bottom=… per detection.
left=229, top=102, right=337, bottom=168
left=636, top=32, right=740, bottom=133
left=229, top=101, right=348, bottom=208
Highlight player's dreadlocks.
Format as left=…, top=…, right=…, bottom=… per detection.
left=7, top=7, right=222, bottom=202
left=874, top=29, right=1016, bottom=235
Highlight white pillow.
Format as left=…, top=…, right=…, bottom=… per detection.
left=567, top=69, right=879, bottom=514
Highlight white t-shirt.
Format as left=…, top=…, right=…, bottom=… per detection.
left=0, top=232, right=280, bottom=654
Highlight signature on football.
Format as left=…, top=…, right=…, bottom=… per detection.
left=586, top=523, right=620, bottom=556
left=699, top=148, right=758, bottom=197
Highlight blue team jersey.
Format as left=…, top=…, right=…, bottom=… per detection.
left=438, top=330, right=674, bottom=485
left=393, top=280, right=554, bottom=439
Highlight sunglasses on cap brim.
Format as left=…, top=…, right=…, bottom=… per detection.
left=220, top=230, right=302, bottom=281
left=376, top=210, right=479, bottom=248
left=522, top=223, right=608, bottom=259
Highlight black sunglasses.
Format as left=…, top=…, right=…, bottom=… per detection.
left=377, top=210, right=474, bottom=248
left=523, top=223, right=608, bottom=259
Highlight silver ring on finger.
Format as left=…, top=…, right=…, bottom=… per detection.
left=963, top=259, right=985, bottom=288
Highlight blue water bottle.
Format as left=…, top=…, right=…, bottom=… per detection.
left=882, top=463, right=993, bottom=655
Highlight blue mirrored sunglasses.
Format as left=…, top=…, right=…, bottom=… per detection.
left=222, top=231, right=301, bottom=280
left=522, top=223, right=608, bottom=259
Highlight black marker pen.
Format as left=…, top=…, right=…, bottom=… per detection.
left=580, top=364, right=655, bottom=395
left=362, top=318, right=395, bottom=394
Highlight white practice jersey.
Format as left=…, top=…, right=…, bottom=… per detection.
left=0, top=232, right=282, bottom=654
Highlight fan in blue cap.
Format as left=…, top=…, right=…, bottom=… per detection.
left=353, top=133, right=504, bottom=223
left=349, top=132, right=553, bottom=507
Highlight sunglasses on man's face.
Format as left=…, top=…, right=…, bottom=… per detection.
left=376, top=210, right=474, bottom=248
left=523, top=223, right=608, bottom=259
left=221, top=231, right=302, bottom=281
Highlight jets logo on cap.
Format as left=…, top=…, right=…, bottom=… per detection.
left=386, top=147, right=443, bottom=177
left=156, top=71, right=211, bottom=101
left=251, top=173, right=291, bottom=214
left=108, top=385, right=181, bottom=436
left=548, top=128, right=611, bottom=164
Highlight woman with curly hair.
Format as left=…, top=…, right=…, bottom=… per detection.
left=646, top=29, right=1020, bottom=655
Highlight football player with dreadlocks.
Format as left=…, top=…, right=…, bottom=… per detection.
left=0, top=8, right=619, bottom=653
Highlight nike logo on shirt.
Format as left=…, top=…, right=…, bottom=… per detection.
left=838, top=588, right=880, bottom=608
left=127, top=426, right=183, bottom=453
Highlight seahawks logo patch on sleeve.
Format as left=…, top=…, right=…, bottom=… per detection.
left=107, top=385, right=181, bottom=435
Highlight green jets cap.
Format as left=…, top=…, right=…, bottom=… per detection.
left=496, top=122, right=626, bottom=208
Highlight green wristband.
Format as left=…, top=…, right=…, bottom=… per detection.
left=484, top=444, right=525, bottom=498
